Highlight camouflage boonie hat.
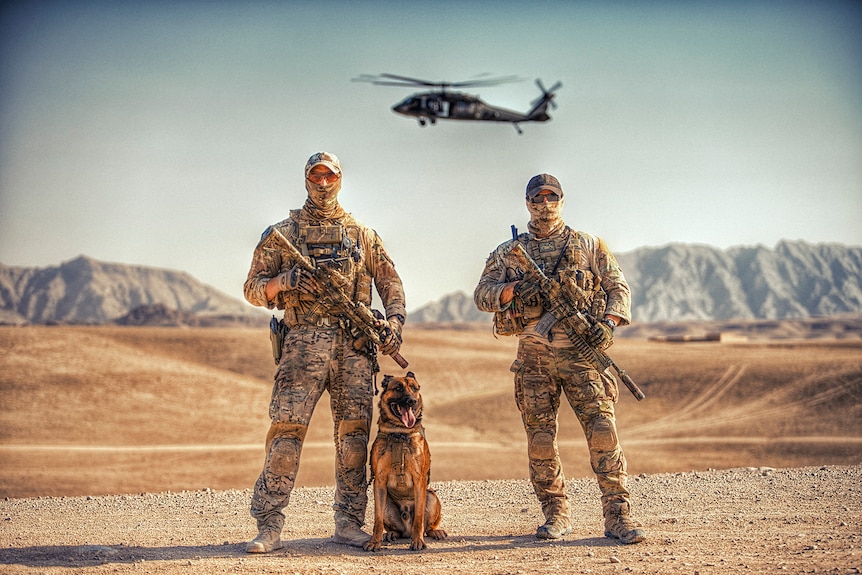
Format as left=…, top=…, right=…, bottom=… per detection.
left=526, top=173, right=563, bottom=198
left=305, top=151, right=342, bottom=178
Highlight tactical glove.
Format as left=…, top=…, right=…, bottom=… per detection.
left=378, top=317, right=403, bottom=356
left=587, top=320, right=614, bottom=350
left=278, top=264, right=318, bottom=295
left=514, top=280, right=541, bottom=306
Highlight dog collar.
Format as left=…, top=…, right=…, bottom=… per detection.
left=377, top=423, right=424, bottom=436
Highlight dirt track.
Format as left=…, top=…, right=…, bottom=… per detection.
left=2, top=465, right=860, bottom=574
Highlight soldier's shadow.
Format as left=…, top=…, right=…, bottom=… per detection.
left=283, top=533, right=619, bottom=556
left=0, top=535, right=617, bottom=567
left=0, top=542, right=243, bottom=568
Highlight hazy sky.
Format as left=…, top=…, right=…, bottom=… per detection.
left=1, top=1, right=860, bottom=311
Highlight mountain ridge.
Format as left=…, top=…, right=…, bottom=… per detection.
left=411, top=240, right=862, bottom=323
left=2, top=240, right=860, bottom=325
left=0, top=255, right=263, bottom=325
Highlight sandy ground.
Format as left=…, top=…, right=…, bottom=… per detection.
left=2, top=327, right=861, bottom=500
left=2, top=326, right=861, bottom=573
left=2, top=465, right=860, bottom=574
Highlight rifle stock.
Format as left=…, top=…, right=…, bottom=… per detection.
left=264, top=227, right=408, bottom=369
left=509, top=243, right=644, bottom=401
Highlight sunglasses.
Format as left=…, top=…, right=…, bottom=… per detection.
left=307, top=170, right=341, bottom=184
left=528, top=192, right=560, bottom=204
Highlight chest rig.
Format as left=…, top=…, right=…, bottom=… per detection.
left=525, top=228, right=606, bottom=318
left=280, top=211, right=374, bottom=326
left=297, top=219, right=361, bottom=277
left=494, top=228, right=605, bottom=337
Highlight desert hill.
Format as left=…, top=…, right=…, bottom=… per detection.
left=1, top=324, right=859, bottom=500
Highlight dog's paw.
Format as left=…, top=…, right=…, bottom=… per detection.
left=408, top=537, right=427, bottom=551
left=427, top=528, right=448, bottom=540
left=363, top=539, right=383, bottom=552
left=382, top=531, right=402, bottom=542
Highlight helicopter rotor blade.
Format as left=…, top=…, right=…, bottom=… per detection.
left=378, top=73, right=448, bottom=87
left=351, top=74, right=438, bottom=87
left=351, top=74, right=435, bottom=87
left=448, top=75, right=523, bottom=88
left=352, top=73, right=523, bottom=90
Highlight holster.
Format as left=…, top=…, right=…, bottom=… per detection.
left=269, top=315, right=290, bottom=365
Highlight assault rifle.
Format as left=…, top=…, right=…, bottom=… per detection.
left=263, top=227, right=408, bottom=369
left=508, top=243, right=645, bottom=401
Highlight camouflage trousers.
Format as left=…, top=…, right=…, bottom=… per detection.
left=513, top=337, right=631, bottom=520
left=250, top=324, right=374, bottom=531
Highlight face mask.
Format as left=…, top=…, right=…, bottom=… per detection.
left=527, top=197, right=565, bottom=237
left=306, top=179, right=342, bottom=210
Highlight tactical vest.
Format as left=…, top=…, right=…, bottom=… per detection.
left=281, top=210, right=374, bottom=327
left=493, top=227, right=606, bottom=337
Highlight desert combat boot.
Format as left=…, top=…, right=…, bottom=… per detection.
left=246, top=515, right=284, bottom=553
left=536, top=499, right=573, bottom=539
left=332, top=519, right=372, bottom=547
left=536, top=515, right=573, bottom=539
left=604, top=501, right=646, bottom=544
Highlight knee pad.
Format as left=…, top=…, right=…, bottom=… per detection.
left=269, top=436, right=301, bottom=476
left=528, top=429, right=557, bottom=461
left=338, top=419, right=369, bottom=470
left=265, top=422, right=308, bottom=477
left=590, top=417, right=618, bottom=453
left=340, top=435, right=368, bottom=469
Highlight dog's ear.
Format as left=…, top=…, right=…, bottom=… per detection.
left=381, top=374, right=393, bottom=390
left=406, top=371, right=415, bottom=380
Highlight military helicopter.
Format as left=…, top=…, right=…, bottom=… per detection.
left=352, top=73, right=562, bottom=134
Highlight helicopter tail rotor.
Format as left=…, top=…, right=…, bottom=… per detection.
left=531, top=79, right=562, bottom=110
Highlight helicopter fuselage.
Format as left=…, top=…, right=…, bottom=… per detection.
left=354, top=73, right=559, bottom=132
left=392, top=91, right=548, bottom=125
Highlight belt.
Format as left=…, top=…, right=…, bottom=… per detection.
left=294, top=313, right=342, bottom=328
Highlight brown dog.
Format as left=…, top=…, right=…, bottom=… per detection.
left=364, top=372, right=447, bottom=551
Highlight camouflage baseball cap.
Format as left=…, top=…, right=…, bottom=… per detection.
left=305, top=151, right=342, bottom=177
left=526, top=173, right=563, bottom=198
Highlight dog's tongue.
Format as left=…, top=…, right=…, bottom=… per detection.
left=401, top=407, right=416, bottom=428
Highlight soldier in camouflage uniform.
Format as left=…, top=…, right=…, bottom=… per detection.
left=243, top=152, right=406, bottom=553
left=474, top=173, right=645, bottom=544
